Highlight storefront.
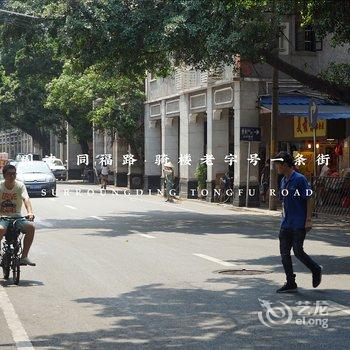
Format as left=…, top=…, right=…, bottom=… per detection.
left=259, top=92, right=350, bottom=180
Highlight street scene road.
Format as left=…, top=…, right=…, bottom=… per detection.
left=1, top=2, right=350, bottom=350
left=1, top=184, right=349, bottom=350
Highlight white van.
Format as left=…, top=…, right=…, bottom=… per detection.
left=42, top=156, right=67, bottom=181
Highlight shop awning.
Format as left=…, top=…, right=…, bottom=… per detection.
left=260, top=93, right=350, bottom=120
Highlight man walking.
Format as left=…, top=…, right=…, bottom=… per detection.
left=274, top=152, right=322, bottom=293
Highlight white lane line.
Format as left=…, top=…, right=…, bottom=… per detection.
left=137, top=233, right=156, bottom=239
left=0, top=286, right=35, bottom=350
left=48, top=198, right=56, bottom=202
left=327, top=301, right=350, bottom=316
left=194, top=253, right=235, bottom=267
left=35, top=219, right=54, bottom=228
left=90, top=215, right=106, bottom=221
left=64, top=205, right=77, bottom=210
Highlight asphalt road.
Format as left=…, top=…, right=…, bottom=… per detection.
left=0, top=184, right=349, bottom=350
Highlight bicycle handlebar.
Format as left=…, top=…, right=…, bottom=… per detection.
left=0, top=215, right=35, bottom=222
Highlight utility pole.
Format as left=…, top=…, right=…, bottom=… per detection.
left=269, top=67, right=279, bottom=210
left=269, top=0, right=279, bottom=210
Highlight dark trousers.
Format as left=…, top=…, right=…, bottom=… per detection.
left=279, top=228, right=320, bottom=282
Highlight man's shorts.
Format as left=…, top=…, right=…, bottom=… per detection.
left=0, top=217, right=32, bottom=233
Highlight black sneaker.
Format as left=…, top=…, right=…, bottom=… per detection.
left=276, top=282, right=298, bottom=293
left=20, top=257, right=36, bottom=266
left=312, top=267, right=322, bottom=288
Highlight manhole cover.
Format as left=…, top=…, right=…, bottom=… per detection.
left=217, top=269, right=270, bottom=275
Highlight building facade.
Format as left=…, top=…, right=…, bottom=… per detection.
left=0, top=129, right=41, bottom=159
left=144, top=15, right=350, bottom=206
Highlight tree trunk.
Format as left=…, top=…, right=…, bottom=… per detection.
left=79, top=139, right=89, bottom=154
left=30, top=129, right=50, bottom=156
left=15, top=124, right=50, bottom=156
left=263, top=52, right=350, bottom=104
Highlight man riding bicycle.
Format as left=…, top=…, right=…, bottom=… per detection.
left=0, top=164, right=35, bottom=266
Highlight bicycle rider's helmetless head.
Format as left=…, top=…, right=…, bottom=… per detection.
left=3, top=164, right=17, bottom=184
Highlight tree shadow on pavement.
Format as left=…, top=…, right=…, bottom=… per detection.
left=30, top=278, right=350, bottom=350
left=227, top=254, right=350, bottom=276
left=42, top=209, right=350, bottom=248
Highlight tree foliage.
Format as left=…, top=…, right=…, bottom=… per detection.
left=0, top=5, right=62, bottom=153
left=41, top=0, right=350, bottom=103
left=0, top=0, right=146, bottom=155
left=0, top=0, right=349, bottom=155
left=46, top=62, right=144, bottom=156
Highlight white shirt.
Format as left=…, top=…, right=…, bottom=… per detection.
left=0, top=180, right=29, bottom=217
left=101, top=166, right=109, bottom=176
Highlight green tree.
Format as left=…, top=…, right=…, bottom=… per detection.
left=46, top=62, right=144, bottom=158
left=41, top=0, right=350, bottom=103
left=45, top=62, right=94, bottom=153
left=1, top=1, right=146, bottom=157
left=0, top=1, right=63, bottom=153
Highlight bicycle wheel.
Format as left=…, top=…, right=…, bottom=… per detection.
left=2, top=252, right=11, bottom=280
left=12, top=257, right=20, bottom=285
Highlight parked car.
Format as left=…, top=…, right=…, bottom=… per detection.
left=42, top=156, right=67, bottom=181
left=15, top=161, right=56, bottom=197
left=16, top=153, right=41, bottom=161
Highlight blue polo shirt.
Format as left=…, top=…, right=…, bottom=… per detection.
left=280, top=171, right=311, bottom=229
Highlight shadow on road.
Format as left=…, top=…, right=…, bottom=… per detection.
left=0, top=279, right=44, bottom=288
left=30, top=278, right=350, bottom=349
left=226, top=254, right=350, bottom=276
left=41, top=209, right=350, bottom=249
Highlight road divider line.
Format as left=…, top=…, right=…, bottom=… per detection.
left=90, top=216, right=105, bottom=221
left=194, top=253, right=235, bottom=267
left=138, top=233, right=156, bottom=239
left=35, top=219, right=54, bottom=228
left=327, top=301, right=350, bottom=316
left=0, top=286, right=35, bottom=350
left=64, top=205, right=77, bottom=210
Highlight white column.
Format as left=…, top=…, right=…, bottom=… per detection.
left=233, top=80, right=260, bottom=206
left=179, top=94, right=205, bottom=197
left=212, top=108, right=229, bottom=176
left=207, top=87, right=213, bottom=182
left=144, top=103, right=161, bottom=190
left=92, top=127, right=104, bottom=168
left=161, top=101, right=179, bottom=176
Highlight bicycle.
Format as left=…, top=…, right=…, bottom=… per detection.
left=1, top=216, right=32, bottom=285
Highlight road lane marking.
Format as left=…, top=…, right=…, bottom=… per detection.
left=48, top=198, right=56, bottom=202
left=90, top=215, right=106, bottom=221
left=327, top=301, right=350, bottom=316
left=64, top=205, right=77, bottom=210
left=194, top=253, right=235, bottom=267
left=137, top=233, right=156, bottom=239
left=0, top=286, right=35, bottom=350
left=35, top=219, right=54, bottom=228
